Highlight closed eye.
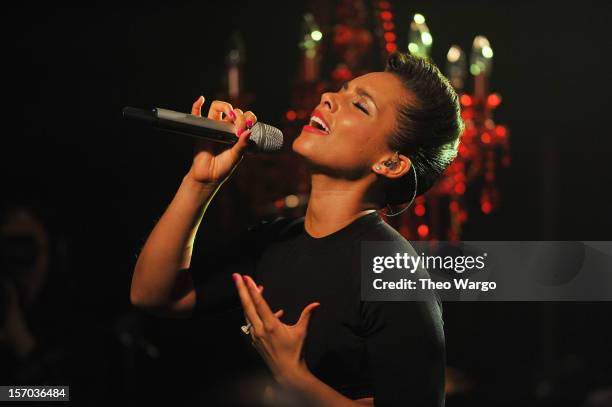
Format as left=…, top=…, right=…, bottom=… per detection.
left=339, top=82, right=370, bottom=115
left=354, top=102, right=369, bottom=115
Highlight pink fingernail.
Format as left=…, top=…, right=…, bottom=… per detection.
left=246, top=120, right=253, bottom=128
left=244, top=275, right=256, bottom=287
left=229, top=110, right=236, bottom=119
left=237, top=128, right=243, bottom=137
left=232, top=273, right=241, bottom=283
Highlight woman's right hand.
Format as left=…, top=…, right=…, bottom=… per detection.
left=186, top=96, right=257, bottom=186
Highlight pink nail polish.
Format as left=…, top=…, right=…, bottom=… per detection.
left=232, top=273, right=240, bottom=283
left=246, top=120, right=253, bottom=128
left=237, top=128, right=243, bottom=137
left=244, top=275, right=255, bottom=287
left=229, top=110, right=236, bottom=119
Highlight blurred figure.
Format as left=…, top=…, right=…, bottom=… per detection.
left=582, top=388, right=612, bottom=407
left=0, top=205, right=65, bottom=384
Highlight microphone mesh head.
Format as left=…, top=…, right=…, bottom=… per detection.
left=250, top=122, right=284, bottom=152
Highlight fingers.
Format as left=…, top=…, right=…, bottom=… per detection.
left=243, top=275, right=279, bottom=328
left=244, top=111, right=258, bottom=130
left=295, top=302, right=321, bottom=332
left=197, top=98, right=256, bottom=130
left=203, top=100, right=254, bottom=156
left=191, top=96, right=205, bottom=117
left=230, top=128, right=252, bottom=158
left=242, top=284, right=265, bottom=325
left=207, top=100, right=235, bottom=121
left=232, top=108, right=247, bottom=137
left=245, top=309, right=284, bottom=330
left=233, top=273, right=263, bottom=333
left=225, top=108, right=253, bottom=157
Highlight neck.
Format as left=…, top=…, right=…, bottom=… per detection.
left=304, top=172, right=380, bottom=238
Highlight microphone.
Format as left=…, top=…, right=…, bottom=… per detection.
left=122, top=106, right=284, bottom=153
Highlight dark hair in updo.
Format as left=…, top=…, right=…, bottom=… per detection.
left=382, top=51, right=464, bottom=206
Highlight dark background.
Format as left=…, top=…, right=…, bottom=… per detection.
left=2, top=1, right=611, bottom=406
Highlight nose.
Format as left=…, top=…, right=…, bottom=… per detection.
left=320, top=91, right=337, bottom=113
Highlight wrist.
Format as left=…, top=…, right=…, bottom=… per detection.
left=181, top=172, right=222, bottom=196
left=276, top=361, right=312, bottom=390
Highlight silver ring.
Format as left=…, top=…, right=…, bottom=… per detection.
left=241, top=321, right=252, bottom=335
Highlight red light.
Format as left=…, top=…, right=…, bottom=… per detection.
left=378, top=1, right=391, bottom=10
left=487, top=93, right=501, bottom=108
left=465, top=127, right=478, bottom=137
left=481, top=201, right=492, bottom=214
left=385, top=43, right=397, bottom=53
left=383, top=22, right=395, bottom=31
left=461, top=109, right=473, bottom=120
left=495, top=125, right=507, bottom=138
left=460, top=94, right=473, bottom=107
left=286, top=110, right=297, bottom=121
left=417, top=224, right=429, bottom=237
left=332, top=66, right=353, bottom=82
left=454, top=182, right=466, bottom=195
left=458, top=210, right=468, bottom=223
left=414, top=204, right=426, bottom=216
left=449, top=201, right=459, bottom=212
left=458, top=143, right=469, bottom=157
left=384, top=32, right=396, bottom=42
left=274, top=199, right=284, bottom=208
left=480, top=132, right=491, bottom=144
left=380, top=11, right=393, bottom=21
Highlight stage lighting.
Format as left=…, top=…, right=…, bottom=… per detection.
left=408, top=13, right=432, bottom=58
left=447, top=45, right=467, bottom=91
left=470, top=35, right=493, bottom=77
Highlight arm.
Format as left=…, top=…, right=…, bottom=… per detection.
left=129, top=175, right=220, bottom=316
left=278, top=365, right=373, bottom=407
left=130, top=97, right=257, bottom=317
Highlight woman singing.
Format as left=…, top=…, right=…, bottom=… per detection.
left=130, top=51, right=464, bottom=407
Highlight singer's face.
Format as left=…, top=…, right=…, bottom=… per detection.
left=292, top=71, right=413, bottom=177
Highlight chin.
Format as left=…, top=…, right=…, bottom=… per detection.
left=292, top=131, right=316, bottom=157
left=292, top=134, right=362, bottom=178
left=292, top=133, right=327, bottom=170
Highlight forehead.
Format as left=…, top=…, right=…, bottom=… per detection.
left=352, top=71, right=411, bottom=109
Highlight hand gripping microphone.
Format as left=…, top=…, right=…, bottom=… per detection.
left=122, top=106, right=284, bottom=153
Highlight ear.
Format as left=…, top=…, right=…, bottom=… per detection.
left=372, top=153, right=412, bottom=179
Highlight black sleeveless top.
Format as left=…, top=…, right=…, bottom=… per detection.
left=191, top=211, right=446, bottom=407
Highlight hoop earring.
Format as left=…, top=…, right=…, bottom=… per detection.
left=383, top=162, right=418, bottom=217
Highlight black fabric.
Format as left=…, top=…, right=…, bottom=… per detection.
left=190, top=211, right=446, bottom=407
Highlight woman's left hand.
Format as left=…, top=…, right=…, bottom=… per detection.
left=232, top=273, right=320, bottom=384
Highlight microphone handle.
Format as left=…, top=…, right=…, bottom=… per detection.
left=122, top=106, right=254, bottom=149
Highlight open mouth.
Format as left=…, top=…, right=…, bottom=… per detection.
left=310, top=115, right=330, bottom=133
left=304, top=115, right=330, bottom=134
